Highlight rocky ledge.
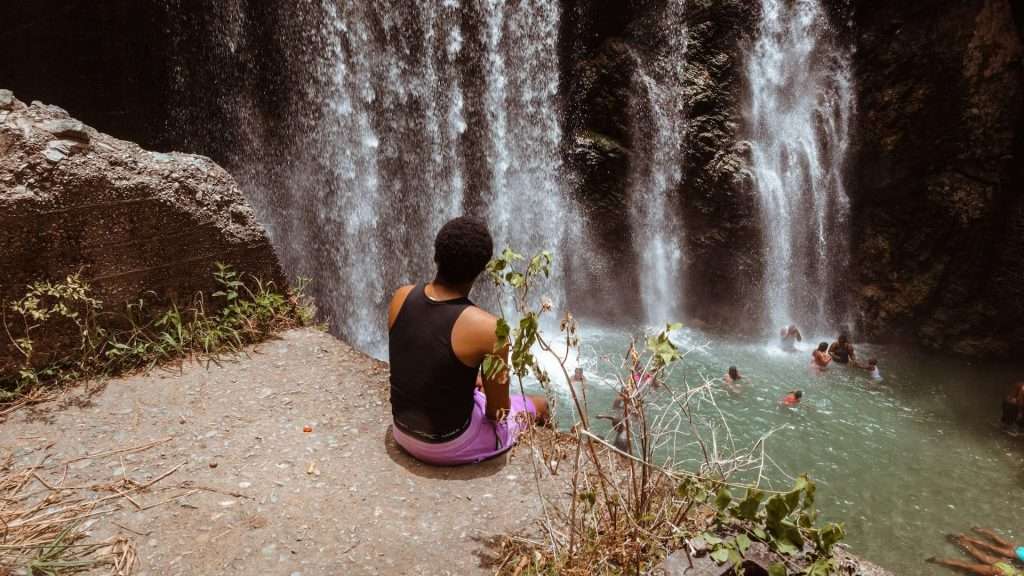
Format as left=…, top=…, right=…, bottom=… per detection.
left=0, top=90, right=284, bottom=376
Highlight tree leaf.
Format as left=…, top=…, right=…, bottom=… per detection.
left=803, top=558, right=834, bottom=576
left=736, top=489, right=764, bottom=521
left=714, top=486, right=732, bottom=512
left=735, top=534, right=751, bottom=555
left=702, top=532, right=723, bottom=546
left=710, top=548, right=731, bottom=564
left=817, top=523, right=846, bottom=554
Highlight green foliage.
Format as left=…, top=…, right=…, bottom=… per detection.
left=2, top=265, right=315, bottom=402
left=706, top=475, right=846, bottom=575
left=483, top=248, right=554, bottom=383
left=646, top=323, right=683, bottom=368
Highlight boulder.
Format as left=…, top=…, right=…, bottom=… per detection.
left=0, top=90, right=285, bottom=376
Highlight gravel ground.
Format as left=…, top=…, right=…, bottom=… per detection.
left=0, top=329, right=546, bottom=575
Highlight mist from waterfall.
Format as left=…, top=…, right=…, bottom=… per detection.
left=212, top=0, right=572, bottom=356
left=747, top=0, right=854, bottom=335
left=480, top=0, right=574, bottom=317
left=628, top=2, right=688, bottom=326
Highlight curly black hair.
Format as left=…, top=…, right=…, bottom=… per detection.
left=434, top=216, right=493, bottom=285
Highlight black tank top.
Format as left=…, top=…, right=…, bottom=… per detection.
left=389, top=284, right=478, bottom=443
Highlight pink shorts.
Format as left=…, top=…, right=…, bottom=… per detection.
left=392, top=389, right=537, bottom=466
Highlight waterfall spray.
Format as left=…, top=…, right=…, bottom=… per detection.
left=628, top=1, right=688, bottom=326
left=747, top=0, right=854, bottom=335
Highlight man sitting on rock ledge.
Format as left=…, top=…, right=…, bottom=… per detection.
left=387, top=216, right=549, bottom=465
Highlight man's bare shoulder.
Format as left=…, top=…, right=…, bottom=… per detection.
left=387, top=284, right=417, bottom=329
left=460, top=305, right=499, bottom=331
left=392, top=284, right=415, bottom=301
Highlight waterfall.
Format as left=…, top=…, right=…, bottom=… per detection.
left=747, top=0, right=854, bottom=335
left=628, top=2, right=688, bottom=325
left=480, top=0, right=573, bottom=315
left=190, top=0, right=571, bottom=356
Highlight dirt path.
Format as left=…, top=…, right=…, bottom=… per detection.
left=1, top=329, right=547, bottom=575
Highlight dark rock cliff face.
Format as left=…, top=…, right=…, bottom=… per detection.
left=846, top=0, right=1024, bottom=357
left=677, top=1, right=761, bottom=332
left=559, top=0, right=760, bottom=329
left=0, top=92, right=285, bottom=376
left=559, top=1, right=648, bottom=321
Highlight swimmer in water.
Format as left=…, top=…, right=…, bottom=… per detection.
left=1001, top=382, right=1024, bottom=430
left=928, top=528, right=1024, bottom=576
left=723, top=366, right=742, bottom=393
left=780, top=390, right=803, bottom=406
left=811, top=342, right=832, bottom=369
left=572, top=367, right=585, bottom=383
left=860, top=358, right=882, bottom=380
left=780, top=324, right=802, bottom=351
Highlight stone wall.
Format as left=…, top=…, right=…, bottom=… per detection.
left=0, top=91, right=285, bottom=375
left=846, top=0, right=1024, bottom=357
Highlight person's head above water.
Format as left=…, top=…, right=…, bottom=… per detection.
left=837, top=332, right=849, bottom=345
left=728, top=366, right=740, bottom=380
left=817, top=342, right=828, bottom=352
left=792, top=390, right=803, bottom=399
left=868, top=358, right=878, bottom=367
left=433, top=216, right=493, bottom=288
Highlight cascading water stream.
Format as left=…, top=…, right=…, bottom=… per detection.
left=627, top=2, right=688, bottom=326
left=209, top=0, right=573, bottom=356
left=747, top=0, right=854, bottom=335
left=480, top=0, right=574, bottom=317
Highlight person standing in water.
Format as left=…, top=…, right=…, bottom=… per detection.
left=1001, top=382, right=1024, bottom=430
left=780, top=324, right=803, bottom=351
left=811, top=342, right=832, bottom=369
left=388, top=216, right=549, bottom=466
left=828, top=332, right=856, bottom=365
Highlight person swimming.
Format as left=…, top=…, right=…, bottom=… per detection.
left=780, top=390, right=803, bottom=406
left=861, top=358, right=882, bottom=380
left=928, top=528, right=1024, bottom=576
left=811, top=342, right=832, bottom=369
left=780, top=324, right=802, bottom=351
left=1001, top=382, right=1024, bottom=430
left=723, top=366, right=742, bottom=393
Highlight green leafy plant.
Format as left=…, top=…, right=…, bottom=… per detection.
left=705, top=475, right=846, bottom=575
left=2, top=265, right=315, bottom=407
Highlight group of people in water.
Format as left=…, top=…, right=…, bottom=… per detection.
left=721, top=324, right=882, bottom=408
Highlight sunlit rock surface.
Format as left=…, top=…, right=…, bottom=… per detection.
left=0, top=91, right=284, bottom=375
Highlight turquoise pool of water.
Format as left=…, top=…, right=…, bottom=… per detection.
left=532, top=324, right=1022, bottom=575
